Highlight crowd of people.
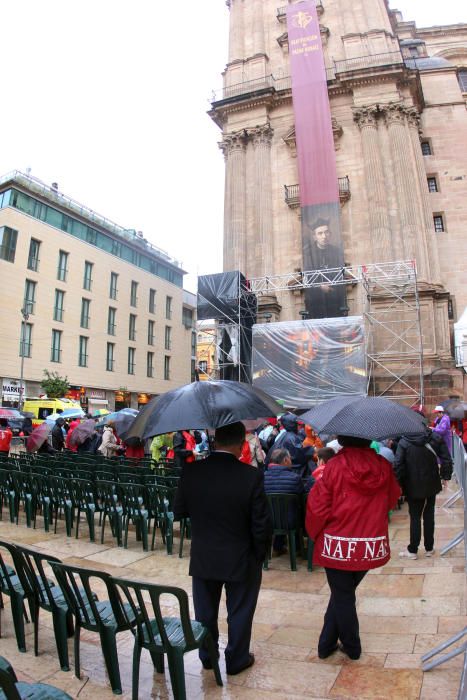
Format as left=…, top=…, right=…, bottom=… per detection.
left=1, top=399, right=460, bottom=674
left=173, top=404, right=456, bottom=673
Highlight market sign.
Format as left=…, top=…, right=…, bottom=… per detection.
left=2, top=378, right=22, bottom=400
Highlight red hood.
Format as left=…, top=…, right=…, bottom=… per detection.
left=338, top=447, right=390, bottom=494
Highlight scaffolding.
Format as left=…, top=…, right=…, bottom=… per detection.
left=246, top=259, right=424, bottom=405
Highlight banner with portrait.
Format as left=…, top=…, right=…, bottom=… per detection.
left=287, top=2, right=346, bottom=318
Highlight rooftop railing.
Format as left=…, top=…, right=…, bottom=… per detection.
left=0, top=170, right=183, bottom=269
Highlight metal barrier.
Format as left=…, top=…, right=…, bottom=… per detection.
left=422, top=434, right=467, bottom=699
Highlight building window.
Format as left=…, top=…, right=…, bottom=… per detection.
left=51, top=329, right=62, bottom=363
left=433, top=214, right=445, bottom=233
left=149, top=289, right=156, bottom=314
left=83, top=261, right=93, bottom=291
left=106, top=342, right=115, bottom=371
left=130, top=280, right=138, bottom=307
left=24, top=279, right=37, bottom=315
left=81, top=298, right=91, bottom=329
left=166, top=296, right=172, bottom=320
left=164, top=355, right=171, bottom=380
left=110, top=272, right=118, bottom=300
left=191, top=359, right=196, bottom=383
left=0, top=226, right=18, bottom=263
left=54, top=289, right=65, bottom=322
left=129, top=314, right=137, bottom=341
left=183, top=307, right=194, bottom=329
left=27, top=238, right=41, bottom=271
left=199, top=360, right=208, bottom=374
left=78, top=336, right=88, bottom=367
left=191, top=331, right=197, bottom=357
left=148, top=320, right=155, bottom=346
left=421, top=140, right=432, bottom=156
left=427, top=177, right=438, bottom=193
left=409, top=46, right=419, bottom=58
left=147, top=352, right=154, bottom=378
left=458, top=69, right=467, bottom=93
left=19, top=322, right=32, bottom=358
left=57, top=250, right=68, bottom=282
left=108, top=307, right=116, bottom=335
left=165, top=326, right=172, bottom=351
left=128, top=347, right=136, bottom=375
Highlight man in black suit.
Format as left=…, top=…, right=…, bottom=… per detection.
left=173, top=421, right=272, bottom=675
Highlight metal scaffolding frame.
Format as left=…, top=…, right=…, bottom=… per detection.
left=247, top=259, right=424, bottom=405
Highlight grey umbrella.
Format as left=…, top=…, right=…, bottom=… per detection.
left=300, top=396, right=426, bottom=441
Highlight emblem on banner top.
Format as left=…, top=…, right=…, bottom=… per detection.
left=292, top=11, right=313, bottom=30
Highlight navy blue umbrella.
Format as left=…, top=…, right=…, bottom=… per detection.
left=300, top=396, right=426, bottom=441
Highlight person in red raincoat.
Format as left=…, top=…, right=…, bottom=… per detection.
left=65, top=418, right=81, bottom=452
left=306, top=435, right=400, bottom=660
left=0, top=419, right=13, bottom=456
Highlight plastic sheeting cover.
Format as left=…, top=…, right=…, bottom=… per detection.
left=252, top=316, right=366, bottom=409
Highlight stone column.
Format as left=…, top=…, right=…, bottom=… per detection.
left=353, top=106, right=393, bottom=262
left=252, top=0, right=265, bottom=56
left=382, top=103, right=429, bottom=280
left=251, top=124, right=274, bottom=277
left=227, top=0, right=244, bottom=63
left=220, top=132, right=247, bottom=273
left=406, top=108, right=442, bottom=285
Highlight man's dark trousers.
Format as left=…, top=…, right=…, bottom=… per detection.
left=193, top=565, right=262, bottom=673
left=407, top=495, right=436, bottom=553
left=319, top=568, right=368, bottom=658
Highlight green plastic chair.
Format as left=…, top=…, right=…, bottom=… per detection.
left=12, top=546, right=72, bottom=672
left=95, top=480, right=123, bottom=547
left=0, top=541, right=32, bottom=653
left=49, top=562, right=136, bottom=695
left=113, top=577, right=222, bottom=700
left=119, top=482, right=148, bottom=551
left=68, top=478, right=97, bottom=541
left=0, top=655, right=73, bottom=700
left=263, top=493, right=305, bottom=572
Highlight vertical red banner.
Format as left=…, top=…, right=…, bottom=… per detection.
left=287, top=2, right=346, bottom=318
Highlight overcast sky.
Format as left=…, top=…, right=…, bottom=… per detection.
left=1, top=1, right=465, bottom=291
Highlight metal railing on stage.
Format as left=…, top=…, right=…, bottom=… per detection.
left=421, top=434, right=467, bottom=699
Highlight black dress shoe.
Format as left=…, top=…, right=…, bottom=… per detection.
left=338, top=643, right=361, bottom=660
left=201, top=652, right=220, bottom=670
left=318, top=644, right=338, bottom=659
left=226, top=653, right=255, bottom=675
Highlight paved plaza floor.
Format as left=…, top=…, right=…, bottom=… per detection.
left=0, top=485, right=465, bottom=699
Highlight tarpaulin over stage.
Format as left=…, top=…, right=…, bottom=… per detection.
left=252, top=317, right=367, bottom=409
left=287, top=2, right=347, bottom=319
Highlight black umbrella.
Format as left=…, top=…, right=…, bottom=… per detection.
left=300, top=396, right=426, bottom=441
left=124, top=380, right=284, bottom=440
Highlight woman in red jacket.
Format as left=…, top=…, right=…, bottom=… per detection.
left=306, top=435, right=400, bottom=660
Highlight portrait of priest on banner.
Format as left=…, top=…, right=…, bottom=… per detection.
left=302, top=206, right=347, bottom=319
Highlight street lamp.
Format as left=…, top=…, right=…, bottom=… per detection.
left=19, top=306, right=30, bottom=411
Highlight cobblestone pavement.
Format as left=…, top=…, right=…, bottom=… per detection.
left=0, top=485, right=464, bottom=699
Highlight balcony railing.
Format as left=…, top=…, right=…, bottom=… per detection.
left=277, top=1, right=323, bottom=21
left=333, top=51, right=403, bottom=74
left=285, top=178, right=351, bottom=208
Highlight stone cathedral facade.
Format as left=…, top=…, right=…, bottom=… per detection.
left=210, top=0, right=467, bottom=399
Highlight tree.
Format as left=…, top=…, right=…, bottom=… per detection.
left=41, top=370, right=70, bottom=399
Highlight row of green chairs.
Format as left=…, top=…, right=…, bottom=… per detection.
left=0, top=468, right=186, bottom=557
left=0, top=541, right=222, bottom=699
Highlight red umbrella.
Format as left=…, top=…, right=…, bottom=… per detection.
left=69, top=419, right=95, bottom=446
left=27, top=423, right=52, bottom=452
left=0, top=408, right=20, bottom=418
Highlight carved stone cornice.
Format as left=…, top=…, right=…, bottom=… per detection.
left=353, top=105, right=379, bottom=129
left=380, top=102, right=407, bottom=126
left=249, top=124, right=273, bottom=148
